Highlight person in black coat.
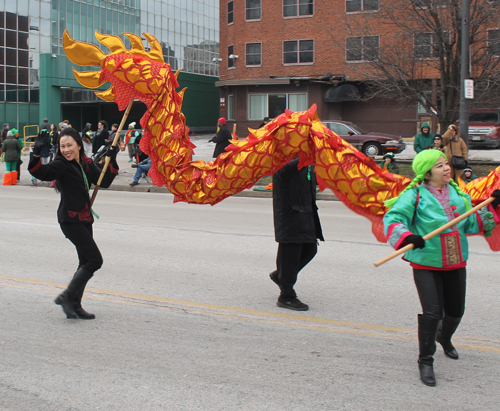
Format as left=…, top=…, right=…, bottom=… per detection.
left=92, top=120, right=109, bottom=155
left=29, top=127, right=119, bottom=320
left=269, top=157, right=324, bottom=311
left=209, top=117, right=232, bottom=158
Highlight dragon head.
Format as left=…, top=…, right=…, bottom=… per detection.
left=63, top=30, right=183, bottom=111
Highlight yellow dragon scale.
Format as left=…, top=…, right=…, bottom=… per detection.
left=63, top=30, right=500, bottom=249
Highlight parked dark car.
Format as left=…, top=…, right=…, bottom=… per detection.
left=322, top=120, right=406, bottom=157
left=468, top=110, right=500, bottom=149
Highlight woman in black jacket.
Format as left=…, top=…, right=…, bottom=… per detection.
left=92, top=120, right=109, bottom=155
left=29, top=127, right=119, bottom=320
left=270, top=157, right=324, bottom=311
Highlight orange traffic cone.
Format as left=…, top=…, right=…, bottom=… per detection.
left=10, top=171, right=18, bottom=185
left=3, top=172, right=11, bottom=186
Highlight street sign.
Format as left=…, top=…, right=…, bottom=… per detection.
left=464, top=79, right=474, bottom=99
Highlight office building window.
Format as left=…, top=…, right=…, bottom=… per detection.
left=414, top=33, right=440, bottom=58
left=488, top=29, right=500, bottom=56
left=246, top=0, right=261, bottom=20
left=283, top=40, right=314, bottom=64
left=346, top=0, right=379, bottom=12
left=228, top=45, right=234, bottom=68
left=283, top=0, right=314, bottom=17
left=346, top=36, right=379, bottom=61
left=248, top=93, right=307, bottom=119
left=228, top=1, right=234, bottom=24
left=228, top=94, right=235, bottom=120
left=246, top=43, right=261, bottom=66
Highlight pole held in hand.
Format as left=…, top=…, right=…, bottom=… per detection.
left=90, top=99, right=134, bottom=207
left=374, top=196, right=495, bottom=267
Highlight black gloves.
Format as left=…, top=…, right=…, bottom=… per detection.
left=406, top=234, right=425, bottom=249
left=32, top=134, right=46, bottom=156
left=491, top=189, right=500, bottom=210
left=208, top=138, right=214, bottom=143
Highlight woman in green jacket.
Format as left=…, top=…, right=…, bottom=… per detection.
left=383, top=149, right=500, bottom=387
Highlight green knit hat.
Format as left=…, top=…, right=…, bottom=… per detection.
left=385, top=149, right=470, bottom=210
left=412, top=149, right=447, bottom=179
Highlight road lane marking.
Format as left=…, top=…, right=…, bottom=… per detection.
left=2, top=274, right=499, bottom=354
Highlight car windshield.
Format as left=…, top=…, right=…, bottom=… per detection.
left=347, top=123, right=368, bottom=134
left=469, top=112, right=499, bottom=123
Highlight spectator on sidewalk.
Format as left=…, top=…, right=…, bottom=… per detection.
left=209, top=117, right=232, bottom=158
left=414, top=122, right=435, bottom=154
left=41, top=117, right=50, bottom=131
left=129, top=157, right=151, bottom=187
left=1, top=123, right=9, bottom=144
left=460, top=167, right=478, bottom=184
left=442, top=124, right=468, bottom=181
left=380, top=152, right=400, bottom=174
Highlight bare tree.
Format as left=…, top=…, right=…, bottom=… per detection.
left=342, top=0, right=500, bottom=130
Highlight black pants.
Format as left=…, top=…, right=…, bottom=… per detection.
left=60, top=223, right=103, bottom=274
left=276, top=242, right=317, bottom=298
left=413, top=268, right=466, bottom=320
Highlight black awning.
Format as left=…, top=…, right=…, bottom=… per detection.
left=324, top=84, right=360, bottom=103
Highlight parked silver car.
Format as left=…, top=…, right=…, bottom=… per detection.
left=322, top=120, right=406, bottom=157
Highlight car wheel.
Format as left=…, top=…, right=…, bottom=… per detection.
left=362, top=142, right=382, bottom=157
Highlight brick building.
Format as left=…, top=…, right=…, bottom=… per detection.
left=216, top=0, right=500, bottom=138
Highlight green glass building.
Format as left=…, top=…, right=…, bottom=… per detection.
left=0, top=0, right=219, bottom=135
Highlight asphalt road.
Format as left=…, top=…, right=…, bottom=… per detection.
left=1, top=187, right=499, bottom=410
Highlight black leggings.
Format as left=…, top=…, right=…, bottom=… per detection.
left=60, top=223, right=103, bottom=274
left=413, top=268, right=466, bottom=320
left=276, top=242, right=317, bottom=298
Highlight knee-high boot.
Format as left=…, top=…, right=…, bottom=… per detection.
left=3, top=172, right=11, bottom=186
left=73, top=283, right=95, bottom=320
left=10, top=171, right=18, bottom=185
left=418, top=314, right=440, bottom=387
left=54, top=267, right=93, bottom=319
left=437, top=315, right=461, bottom=359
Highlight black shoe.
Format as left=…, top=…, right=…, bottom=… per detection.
left=269, top=271, right=281, bottom=289
left=131, top=163, right=138, bottom=168
left=130, top=181, right=139, bottom=186
left=437, top=336, right=459, bottom=359
left=277, top=297, right=309, bottom=311
left=54, top=293, right=78, bottom=319
left=418, top=359, right=436, bottom=387
left=74, top=304, right=96, bottom=320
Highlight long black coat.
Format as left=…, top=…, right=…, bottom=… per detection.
left=272, top=157, right=324, bottom=243
left=92, top=129, right=109, bottom=154
left=212, top=124, right=232, bottom=158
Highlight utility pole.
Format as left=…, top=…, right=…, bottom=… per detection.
left=459, top=0, right=470, bottom=146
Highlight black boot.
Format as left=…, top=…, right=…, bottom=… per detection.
left=54, top=267, right=93, bottom=319
left=437, top=315, right=461, bottom=360
left=73, top=285, right=96, bottom=320
left=418, top=314, right=440, bottom=387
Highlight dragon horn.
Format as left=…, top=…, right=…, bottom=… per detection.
left=123, top=33, right=146, bottom=52
left=95, top=31, right=128, bottom=54
left=63, top=29, right=105, bottom=66
left=72, top=68, right=106, bottom=89
left=143, top=33, right=165, bottom=63
left=174, top=69, right=181, bottom=79
left=95, top=86, right=117, bottom=102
